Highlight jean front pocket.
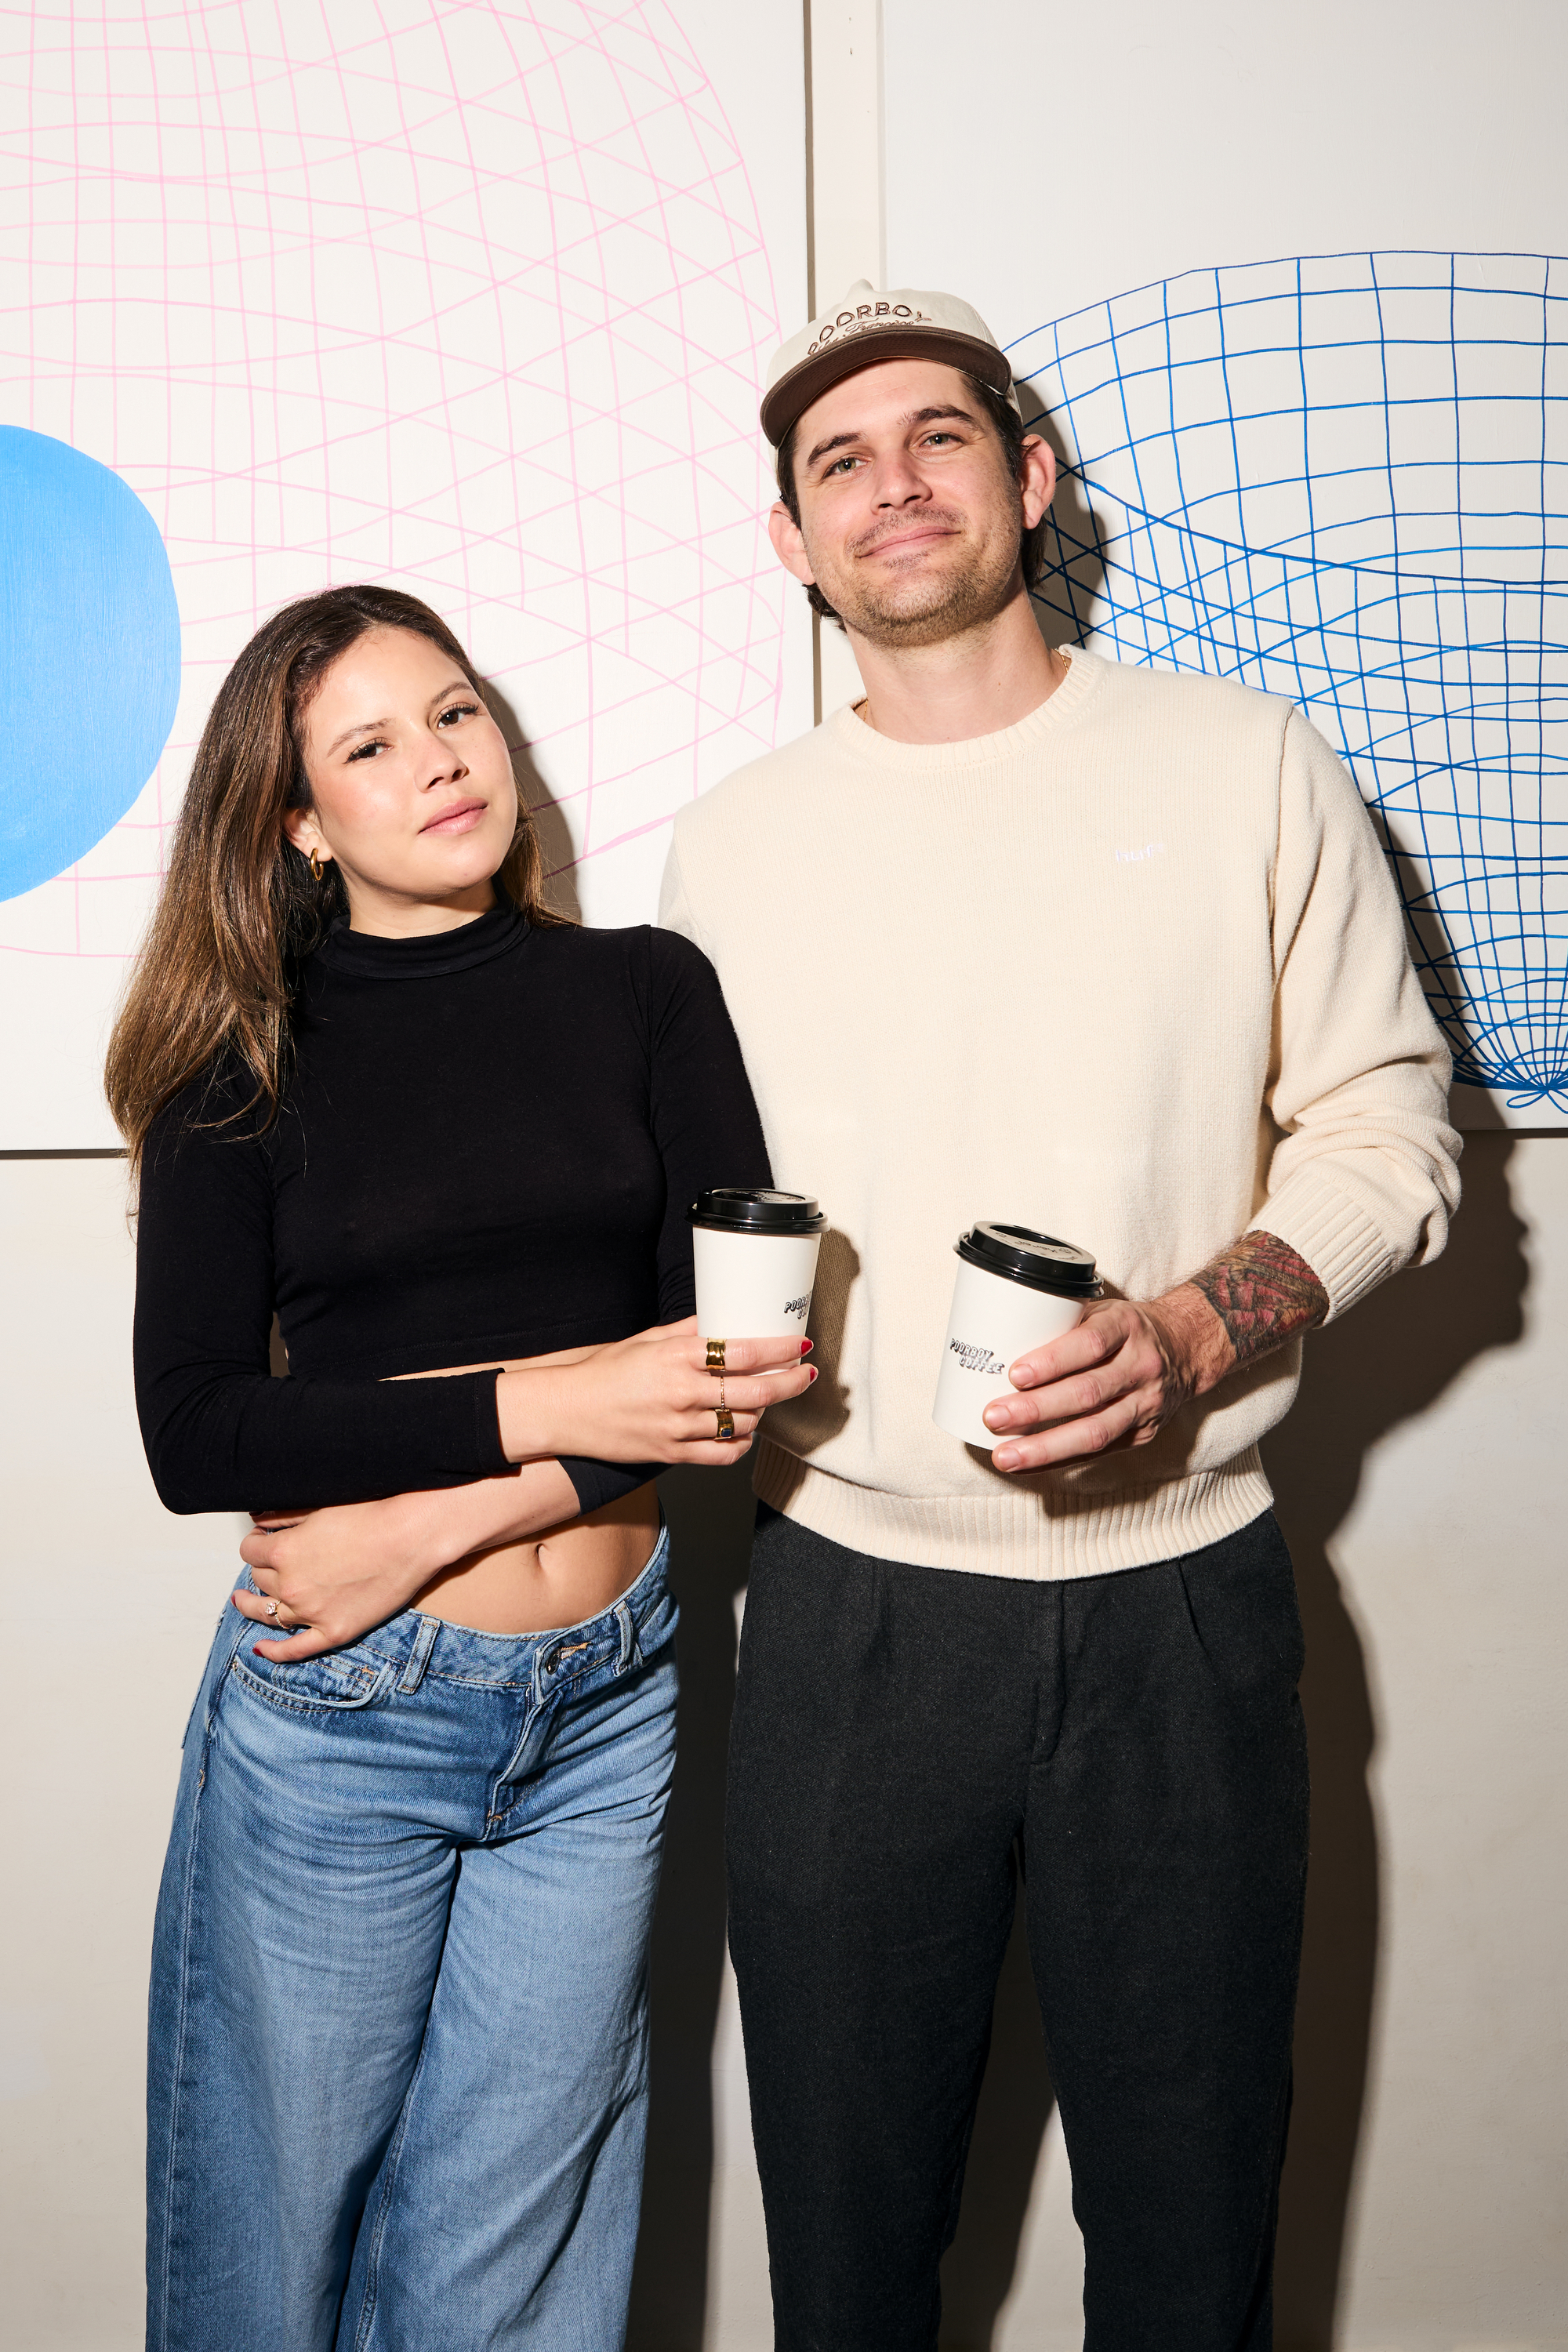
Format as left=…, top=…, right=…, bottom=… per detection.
left=230, top=1638, right=397, bottom=1717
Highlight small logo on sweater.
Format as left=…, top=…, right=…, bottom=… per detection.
left=1115, top=840, right=1166, bottom=863
left=949, top=1337, right=1007, bottom=1376
left=784, top=1293, right=811, bottom=1322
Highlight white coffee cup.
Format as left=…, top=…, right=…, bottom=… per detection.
left=933, top=1223, right=1103, bottom=1450
left=689, top=1188, right=826, bottom=1342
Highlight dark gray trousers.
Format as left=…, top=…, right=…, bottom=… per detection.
left=726, top=1505, right=1309, bottom=2351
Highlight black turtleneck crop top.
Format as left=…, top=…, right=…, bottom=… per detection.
left=133, top=902, right=771, bottom=1516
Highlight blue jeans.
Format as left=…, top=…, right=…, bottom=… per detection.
left=147, top=1530, right=677, bottom=2352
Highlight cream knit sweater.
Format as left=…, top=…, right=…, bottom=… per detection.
left=659, top=646, right=1461, bottom=1580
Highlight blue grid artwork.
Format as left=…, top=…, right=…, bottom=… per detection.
left=1011, top=251, right=1568, bottom=1112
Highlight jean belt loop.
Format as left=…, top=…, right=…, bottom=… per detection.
left=614, top=1599, right=637, bottom=1675
left=397, top=1613, right=441, bottom=1695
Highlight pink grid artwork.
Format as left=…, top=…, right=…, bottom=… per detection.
left=0, top=0, right=786, bottom=967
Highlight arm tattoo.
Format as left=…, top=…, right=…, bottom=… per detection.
left=1187, top=1230, right=1329, bottom=1370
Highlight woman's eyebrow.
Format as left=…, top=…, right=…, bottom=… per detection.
left=323, top=715, right=390, bottom=756
left=322, top=680, right=474, bottom=757
left=426, top=677, right=475, bottom=710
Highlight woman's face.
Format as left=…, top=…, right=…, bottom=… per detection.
left=285, top=626, right=519, bottom=930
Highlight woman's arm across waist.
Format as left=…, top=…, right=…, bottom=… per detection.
left=139, top=1280, right=808, bottom=1515
left=229, top=1329, right=817, bottom=1656
left=234, top=1457, right=591, bottom=1659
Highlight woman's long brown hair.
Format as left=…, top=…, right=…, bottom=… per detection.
left=105, top=584, right=571, bottom=1178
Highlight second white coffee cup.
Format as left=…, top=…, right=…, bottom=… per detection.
left=933, top=1223, right=1103, bottom=1450
left=689, top=1188, right=826, bottom=1341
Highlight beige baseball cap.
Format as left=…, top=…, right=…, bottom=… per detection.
left=760, top=279, right=1021, bottom=447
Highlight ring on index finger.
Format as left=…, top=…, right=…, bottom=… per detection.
left=706, top=1338, right=727, bottom=1371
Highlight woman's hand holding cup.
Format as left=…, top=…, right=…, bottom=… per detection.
left=496, top=1317, right=815, bottom=1468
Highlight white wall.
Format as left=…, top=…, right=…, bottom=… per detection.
left=882, top=0, right=1568, bottom=354
left=2, top=1157, right=251, bottom=2348
left=3, top=3, right=1565, bottom=2347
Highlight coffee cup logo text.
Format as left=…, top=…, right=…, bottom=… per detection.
left=784, top=1294, right=811, bottom=1322
left=806, top=303, right=931, bottom=359
left=948, top=1337, right=1008, bottom=1377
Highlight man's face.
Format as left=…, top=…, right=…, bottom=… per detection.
left=770, top=358, right=1054, bottom=649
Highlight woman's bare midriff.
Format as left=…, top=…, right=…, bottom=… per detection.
left=396, top=1347, right=662, bottom=1636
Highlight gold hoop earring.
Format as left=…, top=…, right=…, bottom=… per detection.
left=309, top=846, right=325, bottom=884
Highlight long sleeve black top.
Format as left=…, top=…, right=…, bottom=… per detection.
left=133, top=902, right=771, bottom=1515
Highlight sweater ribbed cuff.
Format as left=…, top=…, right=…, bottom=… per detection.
left=559, top=1456, right=662, bottom=1514
left=473, top=1366, right=513, bottom=1475
left=1249, top=1167, right=1393, bottom=1322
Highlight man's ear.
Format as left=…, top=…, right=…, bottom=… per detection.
left=768, top=499, right=818, bottom=586
left=1019, top=434, right=1057, bottom=529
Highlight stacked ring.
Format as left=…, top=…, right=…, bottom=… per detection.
left=706, top=1338, right=727, bottom=1370
left=714, top=1407, right=736, bottom=1440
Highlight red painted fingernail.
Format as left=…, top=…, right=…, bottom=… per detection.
left=808, top=1366, right=818, bottom=1382
left=800, top=1339, right=813, bottom=1356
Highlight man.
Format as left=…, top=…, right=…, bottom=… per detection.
left=659, top=283, right=1459, bottom=2350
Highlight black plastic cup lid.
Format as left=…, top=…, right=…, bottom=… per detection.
left=690, top=1187, right=826, bottom=1235
left=956, top=1222, right=1102, bottom=1299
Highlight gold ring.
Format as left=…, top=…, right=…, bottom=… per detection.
left=717, top=1373, right=727, bottom=1411
left=714, top=1406, right=735, bottom=1440
left=706, top=1338, right=727, bottom=1370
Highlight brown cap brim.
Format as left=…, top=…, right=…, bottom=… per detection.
left=760, top=325, right=1014, bottom=447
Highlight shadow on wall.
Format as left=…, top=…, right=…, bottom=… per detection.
left=1267, top=1124, right=1526, bottom=2349
left=478, top=676, right=584, bottom=922
left=627, top=1456, right=758, bottom=2352
left=624, top=1134, right=1529, bottom=2350
left=1016, top=373, right=1107, bottom=658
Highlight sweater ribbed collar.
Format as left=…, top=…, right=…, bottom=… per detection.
left=313, top=894, right=525, bottom=981
left=826, top=641, right=1102, bottom=770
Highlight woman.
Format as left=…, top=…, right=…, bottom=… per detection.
left=107, top=584, right=811, bottom=2352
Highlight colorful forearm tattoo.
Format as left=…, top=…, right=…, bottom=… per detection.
left=1188, top=1230, right=1329, bottom=1369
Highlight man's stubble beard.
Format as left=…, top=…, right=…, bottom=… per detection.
left=812, top=522, right=1022, bottom=652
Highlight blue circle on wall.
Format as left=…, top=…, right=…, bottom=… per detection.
left=1, top=426, right=180, bottom=903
